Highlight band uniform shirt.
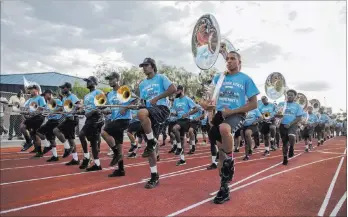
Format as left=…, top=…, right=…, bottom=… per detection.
left=106, top=90, right=132, bottom=121
left=129, top=110, right=140, bottom=123
left=277, top=102, right=303, bottom=125
left=318, top=113, right=330, bottom=126
left=172, top=96, right=196, bottom=119
left=0, top=97, right=8, bottom=118
left=62, top=93, right=80, bottom=117
left=258, top=103, right=276, bottom=118
left=168, top=107, right=178, bottom=122
left=304, top=113, right=319, bottom=127
left=244, top=108, right=262, bottom=127
left=8, top=95, right=25, bottom=115
left=190, top=104, right=203, bottom=121
left=200, top=114, right=208, bottom=126
left=212, top=72, right=260, bottom=112
left=139, top=73, right=172, bottom=108
left=46, top=99, right=63, bottom=120
left=24, top=95, right=46, bottom=113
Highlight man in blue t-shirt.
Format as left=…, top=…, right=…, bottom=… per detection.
left=201, top=51, right=260, bottom=204
left=172, top=85, right=199, bottom=166
left=276, top=89, right=303, bottom=165
left=78, top=76, right=105, bottom=172
left=54, top=82, right=81, bottom=165
left=20, top=84, right=46, bottom=154
left=301, top=105, right=318, bottom=152
left=137, top=58, right=177, bottom=189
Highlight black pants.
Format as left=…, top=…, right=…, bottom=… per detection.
left=9, top=115, right=23, bottom=137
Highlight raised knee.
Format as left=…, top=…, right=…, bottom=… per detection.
left=219, top=123, right=231, bottom=136
left=137, top=109, right=148, bottom=120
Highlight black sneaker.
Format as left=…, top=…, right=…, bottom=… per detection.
left=47, top=156, right=59, bottom=162
left=62, top=148, right=72, bottom=158
left=86, top=164, right=102, bottom=172
left=33, top=151, right=43, bottom=158
left=263, top=150, right=270, bottom=156
left=42, top=146, right=52, bottom=155
left=243, top=155, right=249, bottom=161
left=248, top=149, right=253, bottom=155
left=144, top=173, right=159, bottom=189
left=289, top=151, right=294, bottom=158
left=305, top=148, right=309, bottom=153
left=207, top=163, right=217, bottom=170
left=142, top=139, right=157, bottom=158
left=127, top=152, right=137, bottom=158
left=176, top=159, right=186, bottom=166
left=233, top=149, right=239, bottom=153
left=110, top=153, right=123, bottom=167
left=21, top=141, right=33, bottom=152
left=168, top=146, right=177, bottom=153
left=108, top=169, right=125, bottom=177
left=175, top=148, right=183, bottom=156
left=213, top=185, right=230, bottom=204
left=282, top=156, right=288, bottom=165
left=128, top=145, right=137, bottom=154
left=79, top=158, right=91, bottom=169
left=66, top=159, right=80, bottom=166
left=187, top=149, right=194, bottom=155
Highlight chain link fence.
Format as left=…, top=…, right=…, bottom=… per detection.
left=0, top=91, right=85, bottom=141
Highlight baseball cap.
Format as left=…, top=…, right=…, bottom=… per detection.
left=83, top=76, right=98, bottom=85
left=59, top=82, right=72, bottom=89
left=261, top=96, right=267, bottom=100
left=105, top=72, right=120, bottom=80
left=139, top=58, right=156, bottom=67
left=41, top=89, right=53, bottom=96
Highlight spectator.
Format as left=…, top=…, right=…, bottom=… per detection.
left=8, top=90, right=25, bottom=140
left=0, top=96, right=9, bottom=138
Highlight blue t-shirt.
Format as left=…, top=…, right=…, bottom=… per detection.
left=25, top=95, right=46, bottom=112
left=173, top=96, right=197, bottom=119
left=62, top=93, right=80, bottom=116
left=244, top=108, right=262, bottom=127
left=130, top=110, right=139, bottom=123
left=190, top=104, right=203, bottom=121
left=278, top=101, right=303, bottom=125
left=84, top=89, right=103, bottom=114
left=212, top=72, right=260, bottom=111
left=139, top=73, right=172, bottom=108
left=168, top=107, right=178, bottom=122
left=258, top=103, right=276, bottom=118
left=47, top=99, right=63, bottom=120
left=318, top=113, right=330, bottom=124
left=201, top=114, right=208, bottom=125
left=106, top=90, right=132, bottom=120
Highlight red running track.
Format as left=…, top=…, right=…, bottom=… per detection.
left=0, top=137, right=346, bottom=216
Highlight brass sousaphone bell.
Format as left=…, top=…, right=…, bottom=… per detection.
left=309, top=99, right=321, bottom=114
left=295, top=93, right=309, bottom=110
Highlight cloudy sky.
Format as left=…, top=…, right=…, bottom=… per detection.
left=1, top=1, right=346, bottom=112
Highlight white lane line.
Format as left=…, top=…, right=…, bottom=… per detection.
left=315, top=151, right=346, bottom=155
left=166, top=155, right=344, bottom=217
left=317, top=148, right=347, bottom=216
left=329, top=192, right=347, bottom=217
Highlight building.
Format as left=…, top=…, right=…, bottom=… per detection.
left=0, top=72, right=107, bottom=93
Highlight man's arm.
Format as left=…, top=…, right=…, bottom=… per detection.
left=153, top=84, right=177, bottom=102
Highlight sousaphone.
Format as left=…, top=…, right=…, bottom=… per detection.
left=265, top=72, right=287, bottom=101
left=295, top=93, right=308, bottom=110
left=309, top=99, right=321, bottom=114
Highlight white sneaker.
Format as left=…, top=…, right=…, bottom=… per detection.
left=107, top=150, right=114, bottom=156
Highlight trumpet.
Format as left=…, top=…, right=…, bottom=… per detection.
left=95, top=85, right=140, bottom=109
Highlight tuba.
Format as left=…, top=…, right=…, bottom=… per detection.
left=117, top=85, right=132, bottom=103
left=47, top=99, right=62, bottom=111
left=63, top=99, right=75, bottom=113
left=309, top=99, right=321, bottom=114
left=295, top=93, right=308, bottom=110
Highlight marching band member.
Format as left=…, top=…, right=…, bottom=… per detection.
left=277, top=89, right=303, bottom=165
left=171, top=85, right=199, bottom=165
left=242, top=106, right=262, bottom=160
left=167, top=98, right=178, bottom=153
left=187, top=102, right=204, bottom=154
left=317, top=107, right=330, bottom=145
left=37, top=90, right=63, bottom=161
left=137, top=57, right=176, bottom=189
left=258, top=96, right=277, bottom=155
left=78, top=76, right=105, bottom=171
left=20, top=84, right=46, bottom=155
left=335, top=120, right=342, bottom=136
left=54, top=82, right=80, bottom=164
left=301, top=106, right=318, bottom=152
left=202, top=51, right=259, bottom=204
left=101, top=72, right=135, bottom=177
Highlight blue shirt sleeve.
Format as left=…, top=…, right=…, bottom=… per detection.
left=160, top=74, right=172, bottom=90
left=296, top=104, right=304, bottom=117
left=245, top=76, right=260, bottom=99
left=71, top=94, right=80, bottom=104
left=56, top=99, right=63, bottom=106
left=186, top=97, right=196, bottom=109
left=38, top=97, right=46, bottom=107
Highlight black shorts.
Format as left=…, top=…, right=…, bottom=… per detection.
left=143, top=105, right=170, bottom=140
left=57, top=117, right=79, bottom=140
left=302, top=126, right=314, bottom=139
left=242, top=125, right=258, bottom=135
left=210, top=112, right=245, bottom=143
left=24, top=115, right=45, bottom=137
left=81, top=117, right=104, bottom=142
left=234, top=129, right=241, bottom=138
left=104, top=119, right=130, bottom=144
left=176, top=118, right=191, bottom=137
left=201, top=124, right=210, bottom=133
left=260, top=121, right=273, bottom=135
left=37, top=119, right=60, bottom=141
left=279, top=124, right=298, bottom=139
left=189, top=120, right=200, bottom=132
left=168, top=121, right=177, bottom=134
left=127, top=121, right=143, bottom=134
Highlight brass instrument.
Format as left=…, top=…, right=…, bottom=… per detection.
left=295, top=93, right=308, bottom=110
left=263, top=111, right=272, bottom=120
left=95, top=86, right=141, bottom=109
left=309, top=99, right=321, bottom=114
left=47, top=99, right=62, bottom=111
